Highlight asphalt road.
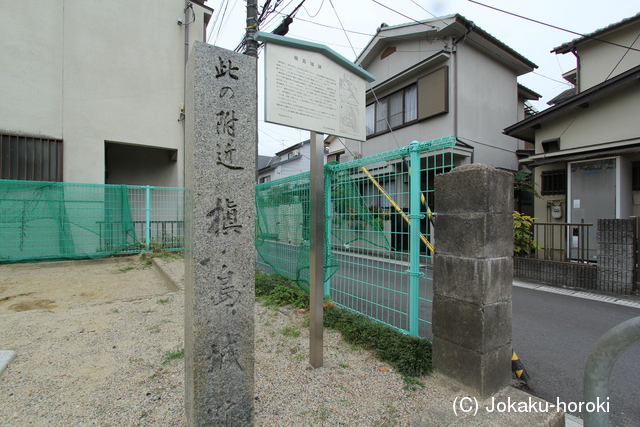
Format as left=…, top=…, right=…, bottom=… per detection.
left=512, top=286, right=640, bottom=427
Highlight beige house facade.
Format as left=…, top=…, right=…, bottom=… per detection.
left=505, top=13, right=640, bottom=261
left=0, top=0, right=213, bottom=186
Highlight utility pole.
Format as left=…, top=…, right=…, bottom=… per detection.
left=245, top=1, right=259, bottom=57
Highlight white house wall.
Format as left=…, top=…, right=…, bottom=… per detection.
left=456, top=42, right=521, bottom=170
left=277, top=144, right=311, bottom=177
left=0, top=1, right=64, bottom=139
left=363, top=38, right=449, bottom=84
left=1, top=0, right=210, bottom=185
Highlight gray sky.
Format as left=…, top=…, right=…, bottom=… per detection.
left=203, top=0, right=639, bottom=156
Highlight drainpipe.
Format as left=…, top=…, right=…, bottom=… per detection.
left=452, top=25, right=472, bottom=144
left=452, top=37, right=459, bottom=140
left=570, top=46, right=580, bottom=92
left=181, top=2, right=193, bottom=186
left=184, top=2, right=192, bottom=65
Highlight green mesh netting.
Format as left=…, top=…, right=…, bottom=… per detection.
left=255, top=172, right=332, bottom=290
left=328, top=167, right=390, bottom=250
left=255, top=165, right=391, bottom=288
left=0, top=180, right=140, bottom=262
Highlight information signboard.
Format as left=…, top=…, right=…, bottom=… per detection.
left=260, top=36, right=373, bottom=142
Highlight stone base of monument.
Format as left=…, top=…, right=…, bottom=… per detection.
left=0, top=350, right=16, bottom=377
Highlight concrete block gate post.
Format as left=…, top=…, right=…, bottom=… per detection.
left=184, top=42, right=257, bottom=426
left=432, top=163, right=514, bottom=399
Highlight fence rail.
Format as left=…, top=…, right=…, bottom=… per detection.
left=0, top=180, right=184, bottom=262
left=256, top=136, right=457, bottom=338
left=122, top=185, right=185, bottom=253
left=530, top=221, right=593, bottom=263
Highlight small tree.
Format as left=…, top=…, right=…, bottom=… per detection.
left=513, top=211, right=540, bottom=256
left=512, top=170, right=540, bottom=256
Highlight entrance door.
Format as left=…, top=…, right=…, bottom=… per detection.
left=569, top=158, right=616, bottom=261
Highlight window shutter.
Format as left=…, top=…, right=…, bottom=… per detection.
left=417, top=66, right=448, bottom=120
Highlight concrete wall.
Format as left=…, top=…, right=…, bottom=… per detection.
left=514, top=258, right=597, bottom=288
left=515, top=219, right=637, bottom=295
left=0, top=0, right=211, bottom=186
left=0, top=1, right=64, bottom=138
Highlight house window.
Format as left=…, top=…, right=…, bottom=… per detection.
left=417, top=66, right=448, bottom=120
left=540, top=169, right=566, bottom=196
left=287, top=150, right=300, bottom=159
left=0, top=133, right=63, bottom=181
left=365, top=65, right=448, bottom=137
left=367, top=84, right=417, bottom=136
left=366, top=104, right=375, bottom=136
left=259, top=175, right=271, bottom=184
left=375, top=98, right=388, bottom=133
left=542, top=138, right=561, bottom=154
left=404, top=84, right=417, bottom=122
left=633, top=161, right=640, bottom=191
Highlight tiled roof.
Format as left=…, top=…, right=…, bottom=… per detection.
left=552, top=12, right=640, bottom=53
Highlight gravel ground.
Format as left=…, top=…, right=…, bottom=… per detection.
left=0, top=258, right=558, bottom=426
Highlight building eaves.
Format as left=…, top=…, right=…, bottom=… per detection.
left=258, top=155, right=274, bottom=170
left=552, top=12, right=640, bottom=54
left=258, top=156, right=279, bottom=172
left=451, top=14, right=537, bottom=70
left=275, top=139, right=310, bottom=157
left=518, top=83, right=542, bottom=100
left=504, top=64, right=640, bottom=142
left=191, top=0, right=214, bottom=13
left=524, top=141, right=640, bottom=167
left=546, top=87, right=576, bottom=106
left=357, top=13, right=537, bottom=72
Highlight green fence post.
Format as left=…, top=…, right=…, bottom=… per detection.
left=408, top=141, right=422, bottom=336
left=145, top=185, right=152, bottom=251
left=324, top=163, right=332, bottom=298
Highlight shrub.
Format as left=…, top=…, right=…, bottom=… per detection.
left=513, top=211, right=540, bottom=256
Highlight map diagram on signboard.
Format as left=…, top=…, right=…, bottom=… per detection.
left=338, top=73, right=360, bottom=136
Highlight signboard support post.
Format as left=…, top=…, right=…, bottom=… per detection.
left=309, top=131, right=324, bottom=368
left=253, top=31, right=375, bottom=370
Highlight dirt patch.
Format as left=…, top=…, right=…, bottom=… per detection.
left=0, top=257, right=175, bottom=313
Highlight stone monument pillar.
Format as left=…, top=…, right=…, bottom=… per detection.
left=432, top=164, right=513, bottom=398
left=184, top=42, right=257, bottom=426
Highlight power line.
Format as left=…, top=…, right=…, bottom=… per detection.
left=558, top=31, right=640, bottom=138
left=302, top=0, right=325, bottom=18
left=327, top=0, right=358, bottom=59
left=276, top=12, right=376, bottom=36
left=370, top=0, right=437, bottom=30
left=468, top=0, right=640, bottom=53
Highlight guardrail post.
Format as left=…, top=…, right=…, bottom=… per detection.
left=583, top=316, right=640, bottom=427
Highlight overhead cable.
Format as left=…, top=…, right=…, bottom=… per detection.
left=468, top=0, right=640, bottom=53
